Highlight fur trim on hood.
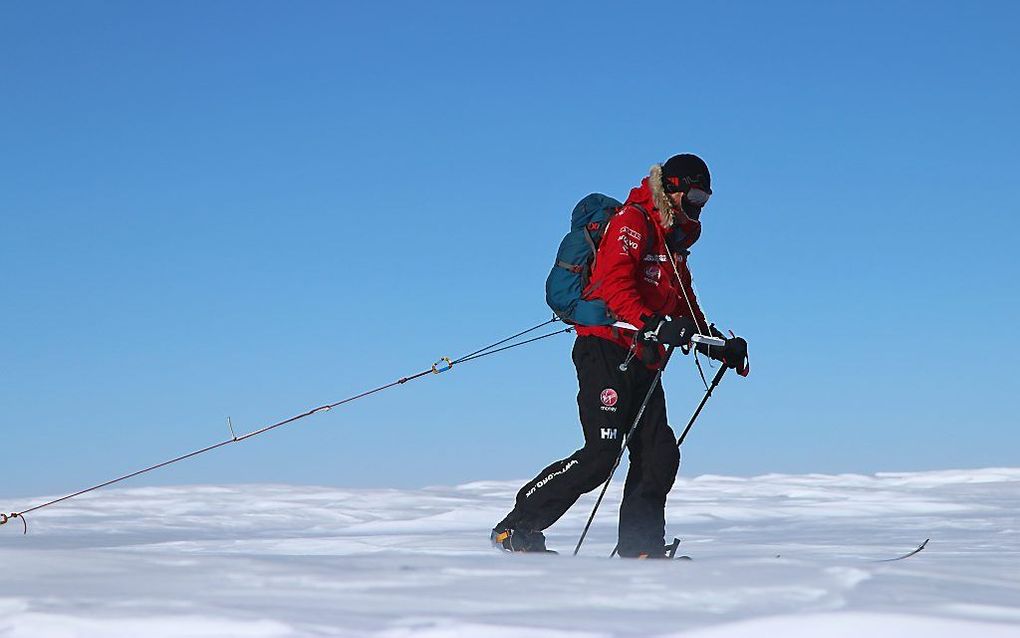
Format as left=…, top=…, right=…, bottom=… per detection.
left=648, top=163, right=676, bottom=229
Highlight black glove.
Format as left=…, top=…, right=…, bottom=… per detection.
left=639, top=314, right=697, bottom=347
left=720, top=336, right=750, bottom=376
left=636, top=315, right=697, bottom=366
left=695, top=324, right=750, bottom=377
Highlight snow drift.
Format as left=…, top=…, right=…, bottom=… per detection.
left=1, top=469, right=1019, bottom=637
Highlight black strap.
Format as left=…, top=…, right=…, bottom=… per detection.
left=623, top=202, right=657, bottom=256
left=578, top=202, right=654, bottom=303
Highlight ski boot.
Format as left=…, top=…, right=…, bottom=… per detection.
left=630, top=538, right=690, bottom=560
left=490, top=526, right=556, bottom=554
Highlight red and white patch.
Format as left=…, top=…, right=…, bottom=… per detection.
left=600, top=388, right=618, bottom=407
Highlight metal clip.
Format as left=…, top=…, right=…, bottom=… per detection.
left=0, top=512, right=27, bottom=534
left=619, top=349, right=637, bottom=372
left=431, top=357, right=453, bottom=374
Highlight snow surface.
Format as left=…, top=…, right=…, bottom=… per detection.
left=2, top=469, right=1019, bottom=637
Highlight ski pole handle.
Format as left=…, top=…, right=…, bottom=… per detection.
left=690, top=334, right=725, bottom=348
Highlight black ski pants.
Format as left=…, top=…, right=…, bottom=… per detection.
left=502, top=336, right=680, bottom=556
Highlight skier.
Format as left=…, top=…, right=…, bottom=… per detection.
left=492, top=154, right=749, bottom=557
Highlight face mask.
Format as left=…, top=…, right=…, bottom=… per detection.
left=683, top=187, right=711, bottom=207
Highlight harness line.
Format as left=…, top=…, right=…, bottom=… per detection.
left=1, top=318, right=571, bottom=534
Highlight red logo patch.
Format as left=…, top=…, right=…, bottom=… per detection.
left=600, top=388, right=618, bottom=407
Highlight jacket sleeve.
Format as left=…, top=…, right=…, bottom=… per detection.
left=586, top=208, right=655, bottom=327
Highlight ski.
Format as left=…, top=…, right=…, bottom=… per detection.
left=875, top=538, right=929, bottom=562
left=772, top=539, right=931, bottom=563
left=496, top=537, right=930, bottom=561
left=653, top=536, right=928, bottom=562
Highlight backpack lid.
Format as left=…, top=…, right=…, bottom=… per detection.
left=570, top=194, right=622, bottom=231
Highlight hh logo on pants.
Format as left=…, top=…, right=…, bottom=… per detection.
left=601, top=428, right=618, bottom=440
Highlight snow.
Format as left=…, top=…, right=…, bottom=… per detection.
left=2, top=469, right=1019, bottom=637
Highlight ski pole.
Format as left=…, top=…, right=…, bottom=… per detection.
left=607, top=362, right=728, bottom=557
left=676, top=364, right=727, bottom=448
left=573, top=345, right=677, bottom=556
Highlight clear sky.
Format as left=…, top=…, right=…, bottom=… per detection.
left=2, top=1, right=1018, bottom=500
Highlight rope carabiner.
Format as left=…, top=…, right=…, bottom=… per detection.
left=431, top=357, right=453, bottom=374
left=0, top=512, right=27, bottom=534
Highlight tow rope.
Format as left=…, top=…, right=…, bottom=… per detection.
left=1, top=318, right=573, bottom=534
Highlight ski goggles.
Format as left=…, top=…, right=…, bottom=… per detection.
left=663, top=175, right=712, bottom=206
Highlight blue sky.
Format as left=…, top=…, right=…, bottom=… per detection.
left=2, top=1, right=1018, bottom=500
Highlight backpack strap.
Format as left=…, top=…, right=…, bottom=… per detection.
left=581, top=202, right=653, bottom=299
left=582, top=224, right=598, bottom=253
left=556, top=221, right=604, bottom=275
left=555, top=260, right=584, bottom=274
left=623, top=202, right=658, bottom=256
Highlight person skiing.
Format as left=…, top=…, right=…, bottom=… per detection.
left=492, top=153, right=749, bottom=557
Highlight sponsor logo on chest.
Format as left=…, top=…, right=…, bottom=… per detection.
left=643, top=264, right=661, bottom=285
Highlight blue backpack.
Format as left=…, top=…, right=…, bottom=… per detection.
left=545, top=194, right=653, bottom=325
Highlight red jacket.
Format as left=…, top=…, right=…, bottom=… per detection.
left=576, top=178, right=708, bottom=362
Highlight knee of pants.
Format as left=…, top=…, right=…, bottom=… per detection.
left=576, top=445, right=619, bottom=491
left=649, top=444, right=680, bottom=492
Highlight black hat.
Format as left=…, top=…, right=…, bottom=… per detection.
left=662, top=154, right=711, bottom=194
